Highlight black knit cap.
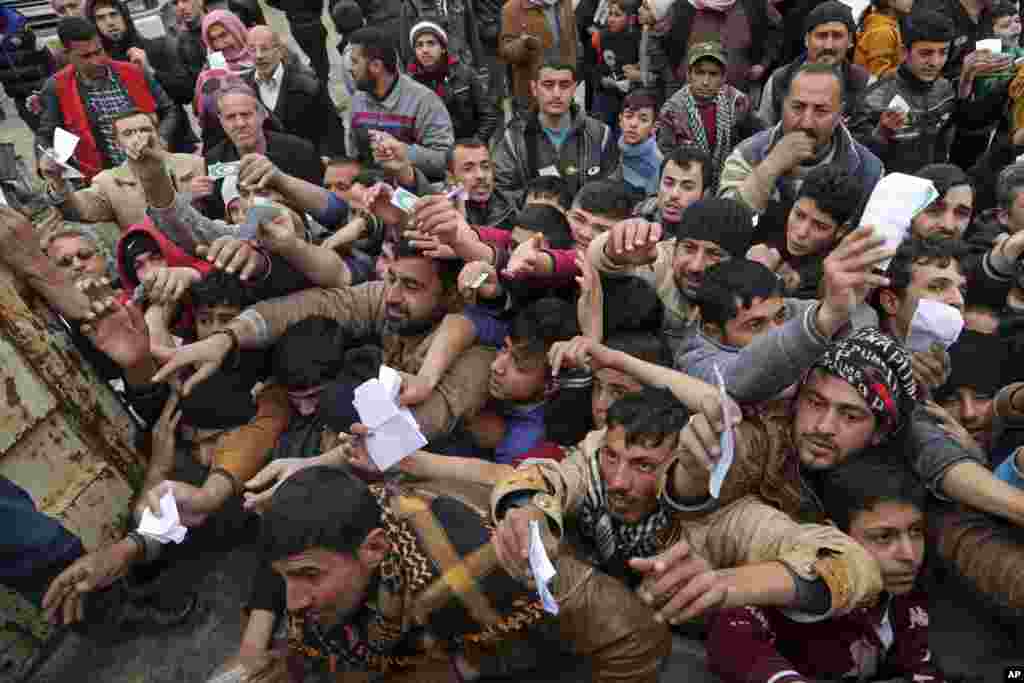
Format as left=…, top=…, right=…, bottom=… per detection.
left=675, top=198, right=755, bottom=259
left=804, top=1, right=856, bottom=36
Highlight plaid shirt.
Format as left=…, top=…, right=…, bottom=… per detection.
left=79, top=67, right=133, bottom=167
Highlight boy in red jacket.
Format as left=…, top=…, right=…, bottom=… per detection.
left=707, top=455, right=944, bottom=683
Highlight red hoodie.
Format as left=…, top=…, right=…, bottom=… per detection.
left=115, top=219, right=214, bottom=339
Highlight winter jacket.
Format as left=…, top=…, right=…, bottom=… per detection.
left=466, top=189, right=518, bottom=230
left=347, top=73, right=454, bottom=182
left=0, top=6, right=54, bottom=101
left=758, top=57, right=870, bottom=128
left=56, top=152, right=205, bottom=231
left=407, top=56, right=499, bottom=142
left=242, top=60, right=346, bottom=155
left=493, top=106, right=617, bottom=207
left=719, top=122, right=884, bottom=211
left=849, top=65, right=1007, bottom=175
left=499, top=0, right=579, bottom=107
left=854, top=10, right=904, bottom=79
left=490, top=431, right=883, bottom=616
left=38, top=61, right=178, bottom=179
left=708, top=593, right=943, bottom=683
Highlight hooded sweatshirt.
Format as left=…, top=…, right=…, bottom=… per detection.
left=115, top=218, right=213, bottom=311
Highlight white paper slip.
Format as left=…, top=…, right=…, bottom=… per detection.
left=53, top=127, right=79, bottom=164
left=538, top=165, right=560, bottom=177
left=208, top=51, right=228, bottom=69
left=365, top=411, right=428, bottom=471
left=0, top=186, right=7, bottom=207
left=887, top=94, right=910, bottom=114
left=471, top=271, right=489, bottom=290
left=354, top=379, right=400, bottom=429
left=137, top=491, right=189, bottom=544
left=208, top=161, right=240, bottom=179
left=906, top=299, right=964, bottom=353
left=709, top=364, right=736, bottom=499
left=528, top=520, right=559, bottom=615
left=353, top=365, right=428, bottom=470
left=977, top=38, right=1003, bottom=53
left=860, top=173, right=938, bottom=269
left=390, top=186, right=419, bottom=213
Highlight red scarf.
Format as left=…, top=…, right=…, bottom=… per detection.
left=407, top=55, right=455, bottom=99
left=53, top=61, right=156, bottom=179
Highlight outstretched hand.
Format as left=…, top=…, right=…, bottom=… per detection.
left=77, top=277, right=152, bottom=370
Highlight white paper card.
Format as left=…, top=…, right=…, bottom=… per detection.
left=977, top=38, right=1003, bottom=53
left=709, top=364, right=735, bottom=499
left=353, top=366, right=428, bottom=470
left=887, top=94, right=911, bottom=114
left=538, top=165, right=561, bottom=177
left=860, top=173, right=939, bottom=269
left=53, top=127, right=79, bottom=164
left=208, top=51, right=228, bottom=69
left=354, top=379, right=400, bottom=429
left=528, top=520, right=559, bottom=615
left=906, top=299, right=964, bottom=353
left=137, top=491, right=188, bottom=544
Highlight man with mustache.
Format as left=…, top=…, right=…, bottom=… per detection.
left=758, top=1, right=870, bottom=127
left=448, top=138, right=518, bottom=231
left=589, top=196, right=755, bottom=358
left=719, top=62, right=883, bottom=215
left=850, top=10, right=1009, bottom=175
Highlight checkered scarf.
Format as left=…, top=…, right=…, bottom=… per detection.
left=578, top=448, right=668, bottom=570
left=678, top=84, right=736, bottom=193
left=810, top=328, right=918, bottom=435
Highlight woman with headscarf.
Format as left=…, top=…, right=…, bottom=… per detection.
left=193, top=10, right=257, bottom=151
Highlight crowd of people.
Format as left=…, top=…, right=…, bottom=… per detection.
left=3, top=0, right=1024, bottom=679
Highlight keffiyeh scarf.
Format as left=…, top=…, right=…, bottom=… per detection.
left=578, top=449, right=669, bottom=570
left=811, top=327, right=917, bottom=434
left=680, top=84, right=736, bottom=192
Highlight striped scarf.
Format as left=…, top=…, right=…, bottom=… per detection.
left=578, top=450, right=669, bottom=573
left=679, top=85, right=736, bottom=192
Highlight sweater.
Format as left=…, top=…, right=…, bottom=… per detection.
left=347, top=73, right=455, bottom=182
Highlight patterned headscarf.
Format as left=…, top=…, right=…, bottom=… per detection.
left=810, top=328, right=918, bottom=435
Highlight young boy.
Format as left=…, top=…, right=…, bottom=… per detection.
left=707, top=455, right=943, bottom=683
left=613, top=90, right=662, bottom=198
left=592, top=0, right=642, bottom=138
left=524, top=175, right=572, bottom=213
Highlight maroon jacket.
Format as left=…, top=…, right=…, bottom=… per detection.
left=707, top=591, right=944, bottom=683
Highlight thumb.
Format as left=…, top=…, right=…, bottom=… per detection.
left=245, top=463, right=280, bottom=491
left=627, top=556, right=656, bottom=573
left=150, top=344, right=179, bottom=365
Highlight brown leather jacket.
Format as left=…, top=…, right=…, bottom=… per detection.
left=498, top=0, right=579, bottom=105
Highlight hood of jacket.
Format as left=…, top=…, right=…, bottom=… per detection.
left=85, top=0, right=143, bottom=61
left=116, top=218, right=213, bottom=291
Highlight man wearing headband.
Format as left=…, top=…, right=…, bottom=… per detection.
left=589, top=196, right=755, bottom=358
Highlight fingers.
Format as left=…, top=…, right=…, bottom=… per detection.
left=242, top=484, right=279, bottom=513
left=181, top=360, right=217, bottom=396
left=679, top=417, right=718, bottom=469
left=245, top=461, right=283, bottom=492
left=666, top=573, right=728, bottom=624
left=691, top=414, right=721, bottom=457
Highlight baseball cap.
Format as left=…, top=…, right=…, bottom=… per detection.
left=688, top=41, right=727, bottom=67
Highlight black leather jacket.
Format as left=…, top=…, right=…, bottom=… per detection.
left=408, top=58, right=499, bottom=141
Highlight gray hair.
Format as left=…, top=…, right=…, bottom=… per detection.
left=997, top=163, right=1024, bottom=211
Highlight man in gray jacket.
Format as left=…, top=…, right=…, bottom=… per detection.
left=346, top=27, right=455, bottom=182
left=493, top=60, right=618, bottom=207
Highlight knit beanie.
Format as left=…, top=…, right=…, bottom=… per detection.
left=410, top=20, right=448, bottom=48
left=811, top=327, right=918, bottom=435
left=804, top=1, right=856, bottom=36
left=675, top=198, right=755, bottom=259
left=936, top=330, right=1012, bottom=401
left=122, top=232, right=161, bottom=271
